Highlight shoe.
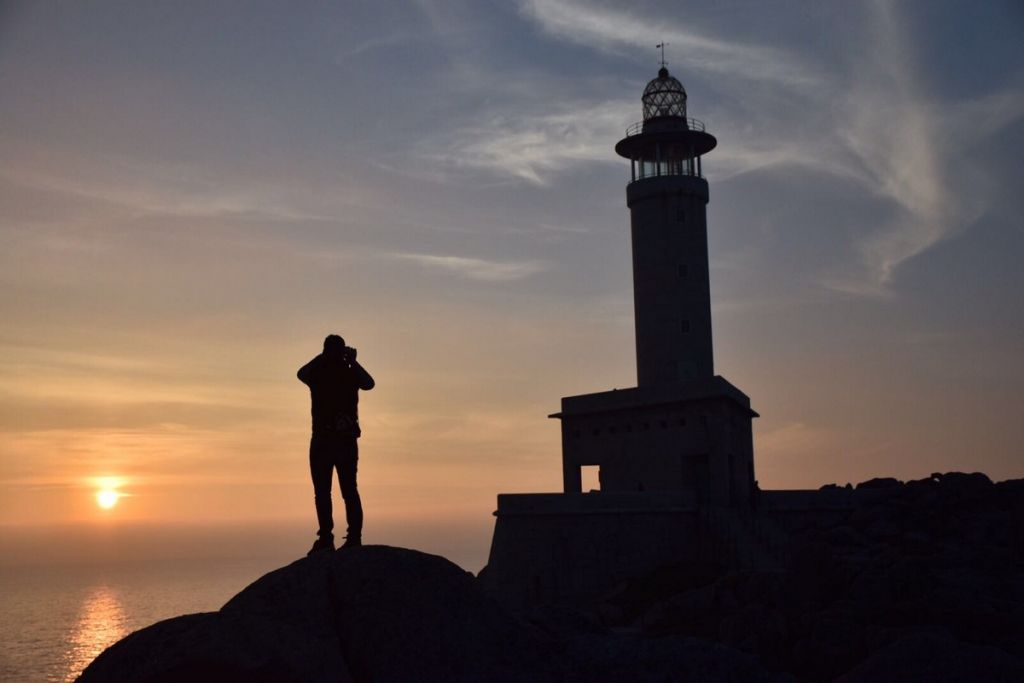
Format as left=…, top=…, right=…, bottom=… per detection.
left=340, top=535, right=362, bottom=549
left=307, top=536, right=335, bottom=556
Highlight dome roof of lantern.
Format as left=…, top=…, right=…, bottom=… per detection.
left=642, top=67, right=687, bottom=120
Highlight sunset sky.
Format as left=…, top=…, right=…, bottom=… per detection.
left=2, top=1, right=1022, bottom=569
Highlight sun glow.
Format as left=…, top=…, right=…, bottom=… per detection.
left=92, top=477, right=126, bottom=511
left=96, top=489, right=121, bottom=509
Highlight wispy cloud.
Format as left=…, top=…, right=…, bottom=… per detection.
left=391, top=252, right=545, bottom=281
left=708, top=135, right=856, bottom=184
left=0, top=135, right=376, bottom=228
left=514, top=1, right=1022, bottom=296
left=825, top=2, right=1024, bottom=295
left=520, top=0, right=820, bottom=88
left=2, top=168, right=334, bottom=224
left=416, top=2, right=826, bottom=187
left=420, top=101, right=631, bottom=185
left=418, top=2, right=833, bottom=188
left=758, top=421, right=832, bottom=460
left=335, top=32, right=414, bottom=62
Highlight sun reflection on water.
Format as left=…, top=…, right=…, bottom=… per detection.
left=62, top=585, right=127, bottom=681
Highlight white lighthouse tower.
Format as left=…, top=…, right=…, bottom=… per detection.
left=615, top=66, right=717, bottom=386
left=552, top=66, right=757, bottom=504
left=485, top=66, right=760, bottom=603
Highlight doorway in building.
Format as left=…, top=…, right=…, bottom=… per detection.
left=581, top=465, right=601, bottom=492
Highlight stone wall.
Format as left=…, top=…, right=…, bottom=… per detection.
left=482, top=493, right=698, bottom=605
left=481, top=488, right=872, bottom=607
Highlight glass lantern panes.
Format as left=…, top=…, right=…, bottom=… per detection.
left=642, top=68, right=687, bottom=120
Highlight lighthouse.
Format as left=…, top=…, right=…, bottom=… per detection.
left=550, top=66, right=757, bottom=504
left=484, top=66, right=762, bottom=604
left=614, top=67, right=717, bottom=386
left=483, top=66, right=849, bottom=606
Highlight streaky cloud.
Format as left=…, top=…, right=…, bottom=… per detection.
left=826, top=2, right=1024, bottom=295
left=520, top=0, right=820, bottom=89
left=420, top=101, right=631, bottom=185
left=391, top=252, right=545, bottom=281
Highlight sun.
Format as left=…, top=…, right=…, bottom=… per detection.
left=96, top=489, right=121, bottom=510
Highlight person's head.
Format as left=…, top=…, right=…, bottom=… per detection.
left=324, top=334, right=346, bottom=357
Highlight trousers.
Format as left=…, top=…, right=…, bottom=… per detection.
left=309, top=433, right=362, bottom=540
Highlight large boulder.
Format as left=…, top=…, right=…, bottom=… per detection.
left=224, top=545, right=552, bottom=682
left=80, top=546, right=554, bottom=682
left=75, top=611, right=349, bottom=682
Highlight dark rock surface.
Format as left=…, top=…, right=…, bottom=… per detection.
left=79, top=473, right=1024, bottom=682
left=80, top=547, right=551, bottom=682
left=221, top=546, right=549, bottom=682
left=79, top=546, right=779, bottom=682
left=575, top=473, right=1024, bottom=682
left=835, top=632, right=1024, bottom=682
left=76, top=610, right=348, bottom=682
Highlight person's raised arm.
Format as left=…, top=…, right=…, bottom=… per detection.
left=353, top=360, right=374, bottom=390
left=345, top=347, right=375, bottom=390
left=297, top=354, right=322, bottom=386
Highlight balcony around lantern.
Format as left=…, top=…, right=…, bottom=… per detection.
left=615, top=117, right=717, bottom=167
left=625, top=116, right=706, bottom=137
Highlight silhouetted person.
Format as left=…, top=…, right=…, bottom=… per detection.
left=298, top=334, right=375, bottom=555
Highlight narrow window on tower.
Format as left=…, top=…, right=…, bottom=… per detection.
left=678, top=264, right=688, bottom=279
left=676, top=206, right=686, bottom=224
left=681, top=320, right=691, bottom=333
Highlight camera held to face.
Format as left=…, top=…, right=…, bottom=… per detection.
left=323, top=334, right=356, bottom=364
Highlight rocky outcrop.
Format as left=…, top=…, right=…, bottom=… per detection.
left=80, top=547, right=552, bottom=682
left=76, top=610, right=347, bottom=682
left=79, top=546, right=778, bottom=682
left=576, top=473, right=1024, bottom=681
left=80, top=473, right=1024, bottom=682
left=836, top=633, right=1024, bottom=683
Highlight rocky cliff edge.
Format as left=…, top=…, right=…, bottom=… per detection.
left=78, top=545, right=776, bottom=682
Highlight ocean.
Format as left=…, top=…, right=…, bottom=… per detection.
left=0, top=518, right=492, bottom=681
left=0, top=558, right=285, bottom=682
